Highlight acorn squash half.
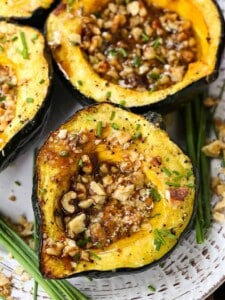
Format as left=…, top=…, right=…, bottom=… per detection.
left=0, top=0, right=59, bottom=27
left=46, top=0, right=225, bottom=112
left=33, top=103, right=196, bottom=279
left=0, top=21, right=52, bottom=172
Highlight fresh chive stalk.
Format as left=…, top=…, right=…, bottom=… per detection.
left=33, top=219, right=38, bottom=300
left=183, top=94, right=211, bottom=243
left=0, top=216, right=88, bottom=300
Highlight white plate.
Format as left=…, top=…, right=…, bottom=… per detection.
left=1, top=2, right=225, bottom=298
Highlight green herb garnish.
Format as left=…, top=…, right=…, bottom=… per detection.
left=132, top=132, right=142, bottom=139
left=133, top=56, right=141, bottom=68
left=73, top=253, right=81, bottom=262
left=86, top=115, right=94, bottom=121
left=148, top=285, right=156, bottom=292
left=149, top=72, right=160, bottom=80
left=152, top=37, right=163, bottom=49
left=12, top=36, right=18, bottom=42
left=149, top=188, right=161, bottom=202
left=19, top=31, right=29, bottom=59
left=106, top=91, right=111, bottom=99
left=165, top=181, right=181, bottom=187
left=39, top=79, right=45, bottom=84
left=161, top=166, right=172, bottom=176
left=108, top=49, right=117, bottom=56
left=186, top=183, right=195, bottom=188
left=154, top=228, right=176, bottom=251
left=141, top=32, right=150, bottom=42
left=96, top=121, right=102, bottom=137
left=135, top=124, right=141, bottom=131
left=89, top=251, right=101, bottom=260
left=0, top=96, right=6, bottom=102
left=110, top=110, right=116, bottom=121
left=118, top=47, right=128, bottom=58
left=186, top=169, right=193, bottom=178
left=26, top=97, right=34, bottom=103
left=78, top=159, right=83, bottom=167
left=112, top=123, right=119, bottom=130
left=149, top=88, right=155, bottom=95
left=119, top=100, right=126, bottom=106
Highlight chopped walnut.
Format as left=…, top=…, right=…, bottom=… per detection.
left=0, top=273, right=12, bottom=298
left=202, top=140, right=225, bottom=157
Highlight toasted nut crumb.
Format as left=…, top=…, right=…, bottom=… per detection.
left=67, top=213, right=86, bottom=237
left=61, top=191, right=76, bottom=213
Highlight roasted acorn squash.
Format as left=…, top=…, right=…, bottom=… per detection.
left=46, top=0, right=225, bottom=111
left=33, top=103, right=196, bottom=279
left=0, top=0, right=59, bottom=27
left=0, top=21, right=52, bottom=172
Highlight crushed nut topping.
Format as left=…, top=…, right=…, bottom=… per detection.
left=80, top=0, right=197, bottom=92
left=0, top=273, right=12, bottom=299
left=42, top=119, right=193, bottom=265
left=0, top=64, right=17, bottom=132
left=202, top=100, right=225, bottom=223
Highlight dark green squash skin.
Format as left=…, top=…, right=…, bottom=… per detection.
left=50, top=0, right=225, bottom=114
left=32, top=103, right=198, bottom=279
left=0, top=0, right=60, bottom=28
left=0, top=30, right=53, bottom=172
